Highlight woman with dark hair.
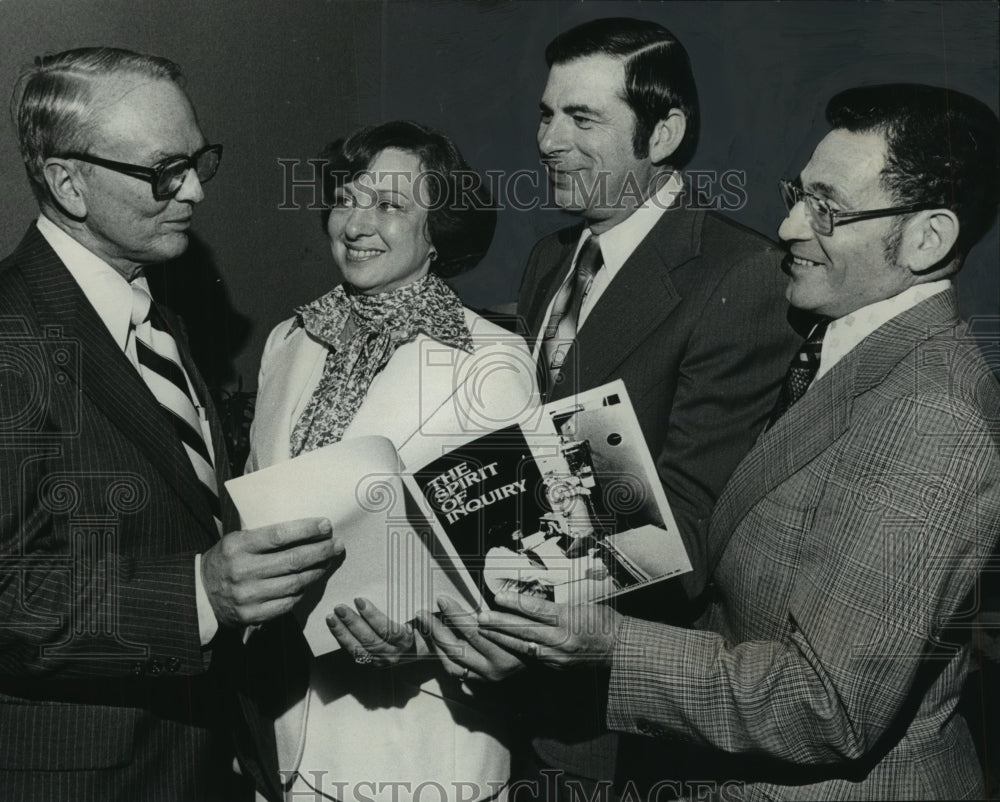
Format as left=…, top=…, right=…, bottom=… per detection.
left=246, top=121, right=535, bottom=802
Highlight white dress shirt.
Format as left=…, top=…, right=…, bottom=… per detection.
left=35, top=215, right=220, bottom=645
left=532, top=172, right=684, bottom=362
left=815, top=279, right=951, bottom=382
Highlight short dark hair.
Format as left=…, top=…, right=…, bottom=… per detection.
left=545, top=17, right=699, bottom=167
left=11, top=47, right=184, bottom=202
left=319, top=120, right=496, bottom=278
left=827, top=84, right=1000, bottom=260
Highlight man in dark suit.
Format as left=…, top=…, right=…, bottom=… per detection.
left=0, top=47, right=341, bottom=801
left=521, top=16, right=801, bottom=598
left=427, top=16, right=801, bottom=799
left=478, top=83, right=1000, bottom=800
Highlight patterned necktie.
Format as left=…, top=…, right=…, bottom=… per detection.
left=130, top=285, right=221, bottom=531
left=541, top=235, right=603, bottom=386
left=766, top=321, right=828, bottom=429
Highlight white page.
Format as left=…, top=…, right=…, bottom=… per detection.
left=225, top=435, right=470, bottom=655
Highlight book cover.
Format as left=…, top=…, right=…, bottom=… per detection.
left=408, top=379, right=691, bottom=608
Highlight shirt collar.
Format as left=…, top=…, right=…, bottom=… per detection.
left=581, top=171, right=684, bottom=279
left=816, top=279, right=952, bottom=381
left=35, top=214, right=145, bottom=352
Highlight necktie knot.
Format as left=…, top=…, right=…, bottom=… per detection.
left=766, top=321, right=829, bottom=429
left=574, top=235, right=602, bottom=285
left=130, top=284, right=152, bottom=327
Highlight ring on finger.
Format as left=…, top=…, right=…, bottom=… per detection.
left=354, top=649, right=374, bottom=665
left=460, top=666, right=471, bottom=682
left=526, top=641, right=539, bottom=659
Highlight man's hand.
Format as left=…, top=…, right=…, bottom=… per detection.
left=414, top=595, right=528, bottom=682
left=326, top=597, right=421, bottom=668
left=201, top=517, right=343, bottom=627
left=476, top=592, right=622, bottom=670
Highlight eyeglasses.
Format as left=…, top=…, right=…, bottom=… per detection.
left=59, top=144, right=223, bottom=201
left=779, top=178, right=937, bottom=237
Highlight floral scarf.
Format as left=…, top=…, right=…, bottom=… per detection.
left=289, top=274, right=473, bottom=456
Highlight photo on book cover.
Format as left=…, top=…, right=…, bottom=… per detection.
left=407, top=380, right=690, bottom=608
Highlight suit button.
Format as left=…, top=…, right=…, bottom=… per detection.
left=131, top=662, right=145, bottom=677
left=554, top=371, right=564, bottom=384
left=166, top=657, right=181, bottom=673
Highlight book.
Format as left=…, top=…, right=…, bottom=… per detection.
left=224, top=435, right=478, bottom=655
left=226, top=380, right=690, bottom=655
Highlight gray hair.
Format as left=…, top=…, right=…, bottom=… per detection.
left=11, top=47, right=184, bottom=201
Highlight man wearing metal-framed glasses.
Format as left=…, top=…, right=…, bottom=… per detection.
left=473, top=83, right=1000, bottom=799
left=0, top=47, right=342, bottom=801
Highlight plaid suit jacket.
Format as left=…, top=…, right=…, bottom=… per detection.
left=606, top=289, right=1000, bottom=800
left=0, top=225, right=236, bottom=801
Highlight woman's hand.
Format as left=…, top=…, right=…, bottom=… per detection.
left=415, top=595, right=528, bottom=682
left=326, top=597, right=422, bottom=668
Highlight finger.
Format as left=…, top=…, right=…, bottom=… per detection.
left=332, top=602, right=414, bottom=660
left=476, top=607, right=554, bottom=643
left=326, top=607, right=370, bottom=660
left=434, top=596, right=479, bottom=633
left=220, top=568, right=330, bottom=611
left=246, top=518, right=335, bottom=554
left=248, top=537, right=342, bottom=580
left=436, top=597, right=510, bottom=658
left=418, top=611, right=479, bottom=679
left=330, top=603, right=380, bottom=645
left=429, top=602, right=528, bottom=680
left=435, top=643, right=477, bottom=681
left=477, top=626, right=544, bottom=660
left=492, top=591, right=561, bottom=624
left=354, top=598, right=412, bottom=648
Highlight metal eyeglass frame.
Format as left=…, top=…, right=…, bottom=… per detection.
left=779, top=178, right=939, bottom=236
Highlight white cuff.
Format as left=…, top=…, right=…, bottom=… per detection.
left=195, top=553, right=220, bottom=646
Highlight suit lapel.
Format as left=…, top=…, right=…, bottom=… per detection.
left=13, top=226, right=219, bottom=537
left=706, top=289, right=961, bottom=570
left=550, top=208, right=696, bottom=401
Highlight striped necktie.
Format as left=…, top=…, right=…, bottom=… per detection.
left=130, top=285, right=222, bottom=532
left=541, top=235, right=603, bottom=388
left=765, top=321, right=828, bottom=430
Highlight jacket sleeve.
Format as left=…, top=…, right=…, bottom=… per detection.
left=606, top=394, right=1000, bottom=763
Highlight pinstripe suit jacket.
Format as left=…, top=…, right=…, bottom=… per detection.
left=517, top=207, right=804, bottom=780
left=605, top=289, right=1000, bottom=800
left=0, top=225, right=236, bottom=801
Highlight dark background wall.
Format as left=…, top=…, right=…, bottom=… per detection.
left=1, top=0, right=996, bottom=391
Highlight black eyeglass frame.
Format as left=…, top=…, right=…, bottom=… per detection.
left=779, top=178, right=940, bottom=236
left=57, top=143, right=223, bottom=201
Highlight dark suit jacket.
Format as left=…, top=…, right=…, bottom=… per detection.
left=0, top=225, right=237, bottom=801
left=607, top=289, right=999, bottom=799
left=516, top=206, right=803, bottom=781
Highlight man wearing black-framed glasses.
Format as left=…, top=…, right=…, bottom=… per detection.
left=58, top=143, right=223, bottom=202
left=0, top=47, right=342, bottom=802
